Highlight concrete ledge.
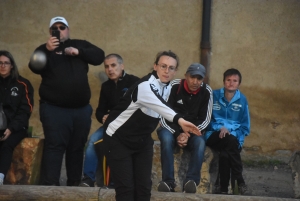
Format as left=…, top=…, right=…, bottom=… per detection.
left=289, top=151, right=300, bottom=199
left=0, top=186, right=298, bottom=201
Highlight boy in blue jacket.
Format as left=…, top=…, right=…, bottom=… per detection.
left=206, top=68, right=250, bottom=195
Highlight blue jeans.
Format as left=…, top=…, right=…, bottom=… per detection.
left=83, top=126, right=104, bottom=181
left=157, top=127, right=206, bottom=187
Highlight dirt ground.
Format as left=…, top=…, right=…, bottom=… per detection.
left=242, top=164, right=294, bottom=198
left=60, top=160, right=295, bottom=199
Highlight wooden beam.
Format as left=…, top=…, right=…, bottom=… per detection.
left=0, top=185, right=103, bottom=201
left=0, top=185, right=297, bottom=201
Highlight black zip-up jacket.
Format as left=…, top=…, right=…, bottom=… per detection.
left=95, top=71, right=139, bottom=124
left=160, top=79, right=213, bottom=138
left=0, top=75, right=34, bottom=132
left=28, top=39, right=105, bottom=108
left=104, top=71, right=182, bottom=150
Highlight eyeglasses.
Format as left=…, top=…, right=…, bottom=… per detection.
left=50, top=25, right=67, bottom=31
left=157, top=63, right=177, bottom=72
left=0, top=62, right=11, bottom=67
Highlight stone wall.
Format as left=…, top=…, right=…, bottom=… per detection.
left=0, top=0, right=299, bottom=161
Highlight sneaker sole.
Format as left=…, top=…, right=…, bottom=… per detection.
left=157, top=183, right=170, bottom=192
left=184, top=181, right=196, bottom=193
left=79, top=183, right=91, bottom=187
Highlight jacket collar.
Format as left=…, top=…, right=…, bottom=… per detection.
left=183, top=79, right=201, bottom=95
left=108, top=70, right=126, bottom=84
left=220, top=87, right=241, bottom=104
left=152, top=70, right=170, bottom=86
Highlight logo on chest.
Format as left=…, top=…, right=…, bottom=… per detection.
left=10, top=87, right=19, bottom=96
left=150, top=84, right=160, bottom=96
left=177, top=99, right=183, bottom=104
left=231, top=103, right=242, bottom=111
left=213, top=102, right=221, bottom=110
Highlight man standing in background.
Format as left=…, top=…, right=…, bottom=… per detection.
left=28, top=16, right=105, bottom=186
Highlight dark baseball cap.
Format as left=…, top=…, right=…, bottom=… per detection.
left=186, top=63, right=206, bottom=78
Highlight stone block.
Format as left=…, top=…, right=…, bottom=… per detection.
left=4, top=137, right=44, bottom=185
left=152, top=141, right=219, bottom=193
left=289, top=151, right=300, bottom=199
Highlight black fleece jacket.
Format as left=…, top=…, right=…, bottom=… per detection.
left=29, top=39, right=105, bottom=108
left=0, top=75, right=34, bottom=132
left=95, top=71, right=139, bottom=124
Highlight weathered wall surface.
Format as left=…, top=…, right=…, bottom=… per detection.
left=0, top=0, right=202, bottom=136
left=209, top=0, right=300, bottom=161
left=0, top=0, right=299, bottom=160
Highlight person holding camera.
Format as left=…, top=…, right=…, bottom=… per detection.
left=0, top=50, right=34, bottom=185
left=28, top=16, right=105, bottom=186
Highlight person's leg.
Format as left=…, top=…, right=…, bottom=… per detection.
left=83, top=127, right=104, bottom=181
left=225, top=135, right=245, bottom=186
left=219, top=149, right=231, bottom=192
left=0, top=129, right=27, bottom=178
left=133, top=142, right=153, bottom=201
left=105, top=136, right=134, bottom=201
left=206, top=131, right=231, bottom=193
left=65, top=104, right=92, bottom=186
left=184, top=135, right=206, bottom=186
left=157, top=126, right=176, bottom=190
left=40, top=103, right=72, bottom=186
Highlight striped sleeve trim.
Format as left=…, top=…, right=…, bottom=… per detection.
left=198, top=84, right=213, bottom=131
left=17, top=80, right=33, bottom=112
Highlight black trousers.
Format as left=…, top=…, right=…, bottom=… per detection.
left=206, top=131, right=245, bottom=192
left=0, top=129, right=27, bottom=177
left=39, top=103, right=92, bottom=186
left=104, top=134, right=153, bottom=201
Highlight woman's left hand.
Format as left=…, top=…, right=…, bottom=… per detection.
left=178, top=118, right=201, bottom=136
left=0, top=129, right=11, bottom=141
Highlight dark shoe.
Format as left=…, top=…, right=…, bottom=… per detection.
left=157, top=181, right=175, bottom=192
left=183, top=180, right=197, bottom=193
left=79, top=176, right=95, bottom=187
left=238, top=183, right=248, bottom=195
left=67, top=180, right=80, bottom=186
left=214, top=184, right=221, bottom=194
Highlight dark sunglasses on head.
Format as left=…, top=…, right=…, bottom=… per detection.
left=50, top=25, right=67, bottom=31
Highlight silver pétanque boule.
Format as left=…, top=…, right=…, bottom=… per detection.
left=30, top=50, right=47, bottom=70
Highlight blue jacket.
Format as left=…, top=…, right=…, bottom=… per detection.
left=205, top=88, right=250, bottom=148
